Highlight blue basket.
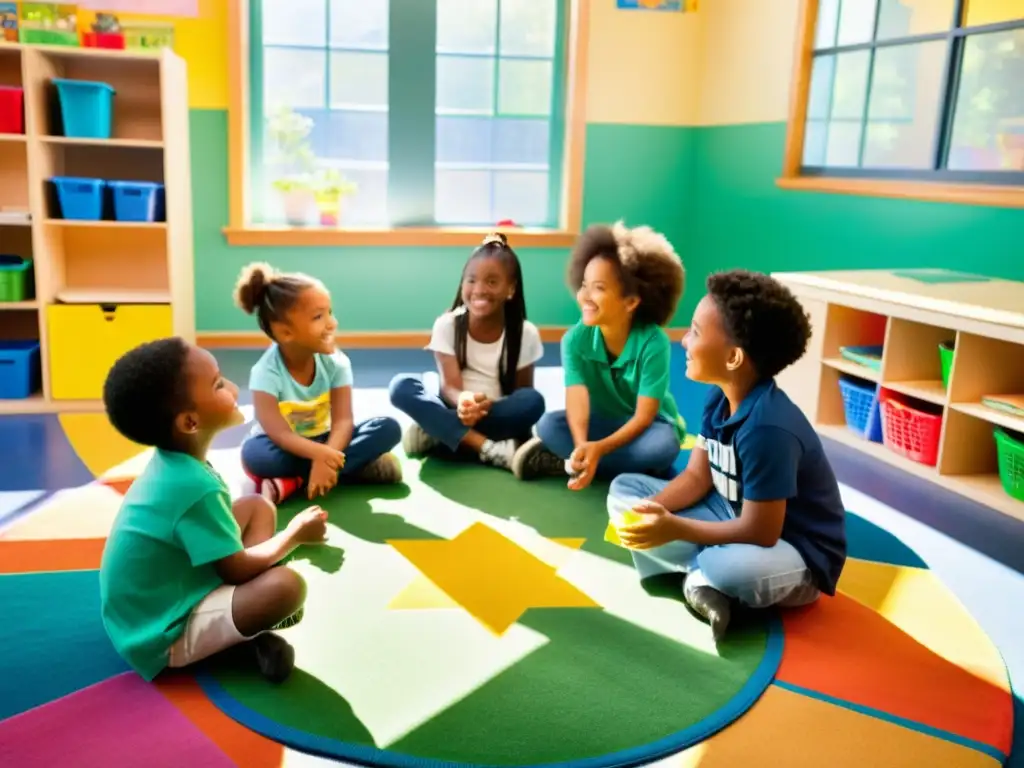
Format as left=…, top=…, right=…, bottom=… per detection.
left=53, top=78, right=116, bottom=139
left=51, top=177, right=108, bottom=220
left=108, top=181, right=165, bottom=222
left=838, top=375, right=883, bottom=442
left=0, top=340, right=41, bottom=399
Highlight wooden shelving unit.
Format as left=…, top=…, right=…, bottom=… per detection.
left=0, top=43, right=194, bottom=415
left=774, top=269, right=1024, bottom=523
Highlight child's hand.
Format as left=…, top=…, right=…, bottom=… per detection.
left=287, top=506, right=328, bottom=544
left=457, top=392, right=491, bottom=426
left=316, top=444, right=346, bottom=470
left=617, top=500, right=677, bottom=549
left=567, top=442, right=602, bottom=491
left=308, top=457, right=338, bottom=499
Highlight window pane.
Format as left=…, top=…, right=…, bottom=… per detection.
left=947, top=28, right=1024, bottom=171
left=826, top=120, right=863, bottom=166
left=437, top=55, right=494, bottom=114
left=264, top=48, right=326, bottom=110
left=437, top=0, right=497, bottom=54
left=862, top=40, right=946, bottom=168
left=330, top=51, right=388, bottom=108
left=436, top=117, right=493, bottom=164
left=264, top=0, right=326, bottom=47
left=830, top=50, right=871, bottom=119
left=803, top=119, right=828, bottom=164
left=329, top=0, right=388, bottom=49
left=333, top=167, right=388, bottom=225
left=436, top=169, right=492, bottom=224
left=807, top=55, right=835, bottom=119
left=493, top=118, right=550, bottom=164
left=325, top=110, right=388, bottom=162
left=500, top=0, right=558, bottom=56
left=493, top=171, right=548, bottom=225
left=876, top=0, right=954, bottom=40
left=498, top=59, right=552, bottom=116
left=962, top=0, right=1024, bottom=27
left=436, top=116, right=550, bottom=165
left=837, top=0, right=877, bottom=46
left=815, top=0, right=840, bottom=48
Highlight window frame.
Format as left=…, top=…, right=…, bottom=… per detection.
left=224, top=0, right=591, bottom=246
left=777, top=0, right=1024, bottom=208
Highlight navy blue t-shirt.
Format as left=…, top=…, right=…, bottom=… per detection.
left=698, top=379, right=847, bottom=595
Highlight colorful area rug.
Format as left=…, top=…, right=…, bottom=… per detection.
left=0, top=413, right=1016, bottom=767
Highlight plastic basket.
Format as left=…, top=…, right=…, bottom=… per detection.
left=0, top=340, right=41, bottom=400
left=879, top=390, right=943, bottom=466
left=993, top=428, right=1024, bottom=502
left=52, top=78, right=115, bottom=139
left=839, top=344, right=884, bottom=372
left=939, top=341, right=954, bottom=389
left=838, top=375, right=882, bottom=441
left=52, top=177, right=108, bottom=220
left=108, top=181, right=165, bottom=222
left=0, top=255, right=33, bottom=302
left=0, top=86, right=25, bottom=135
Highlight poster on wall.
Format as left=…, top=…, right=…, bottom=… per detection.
left=77, top=0, right=198, bottom=15
left=616, top=0, right=697, bottom=10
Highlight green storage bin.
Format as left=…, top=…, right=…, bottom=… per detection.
left=939, top=341, right=954, bottom=389
left=19, top=28, right=80, bottom=46
left=994, top=428, right=1024, bottom=503
left=0, top=256, right=33, bottom=302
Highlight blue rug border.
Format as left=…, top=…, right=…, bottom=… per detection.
left=195, top=614, right=785, bottom=768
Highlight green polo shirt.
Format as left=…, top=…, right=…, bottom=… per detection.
left=561, top=321, right=686, bottom=441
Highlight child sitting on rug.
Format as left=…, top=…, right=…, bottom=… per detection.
left=235, top=263, right=402, bottom=502
left=389, top=232, right=546, bottom=471
left=512, top=221, right=686, bottom=488
left=608, top=270, right=847, bottom=640
left=99, top=337, right=329, bottom=684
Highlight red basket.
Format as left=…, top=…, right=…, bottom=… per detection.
left=0, top=86, right=25, bottom=135
left=879, top=390, right=943, bottom=466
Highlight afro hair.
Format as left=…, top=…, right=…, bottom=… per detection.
left=706, top=269, right=812, bottom=379
left=103, top=337, right=193, bottom=450
left=567, top=221, right=684, bottom=327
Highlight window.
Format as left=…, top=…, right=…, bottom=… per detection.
left=234, top=0, right=584, bottom=243
left=780, top=0, right=1024, bottom=205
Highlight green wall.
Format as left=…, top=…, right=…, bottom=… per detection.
left=190, top=110, right=695, bottom=333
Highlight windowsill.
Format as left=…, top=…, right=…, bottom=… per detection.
left=775, top=175, right=1024, bottom=208
left=222, top=225, right=580, bottom=248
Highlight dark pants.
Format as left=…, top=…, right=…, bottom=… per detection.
left=388, top=373, right=546, bottom=451
left=241, top=417, right=401, bottom=480
left=536, top=410, right=680, bottom=479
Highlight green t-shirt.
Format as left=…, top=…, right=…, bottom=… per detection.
left=99, top=449, right=243, bottom=681
left=561, top=321, right=686, bottom=441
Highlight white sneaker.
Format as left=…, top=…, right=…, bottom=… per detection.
left=480, top=438, right=516, bottom=469
left=402, top=423, right=438, bottom=456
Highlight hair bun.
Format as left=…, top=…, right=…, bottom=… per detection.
left=233, top=261, right=276, bottom=315
left=482, top=232, right=508, bottom=247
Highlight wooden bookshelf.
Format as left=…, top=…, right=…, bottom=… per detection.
left=0, top=43, right=194, bottom=414
left=774, top=269, right=1024, bottom=523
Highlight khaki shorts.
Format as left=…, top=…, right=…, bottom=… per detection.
left=168, top=585, right=258, bottom=668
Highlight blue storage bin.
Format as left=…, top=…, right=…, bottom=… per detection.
left=51, top=177, right=107, bottom=220
left=109, top=181, right=165, bottom=223
left=53, top=78, right=116, bottom=139
left=838, top=375, right=883, bottom=442
left=0, top=340, right=41, bottom=399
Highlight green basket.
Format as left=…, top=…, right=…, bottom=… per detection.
left=19, top=28, right=80, bottom=46
left=0, top=256, right=33, bottom=302
left=994, top=427, right=1024, bottom=502
left=939, top=341, right=954, bottom=389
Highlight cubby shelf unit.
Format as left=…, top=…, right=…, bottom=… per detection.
left=774, top=269, right=1024, bottom=523
left=0, top=43, right=194, bottom=415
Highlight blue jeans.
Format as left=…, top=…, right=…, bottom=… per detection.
left=388, top=373, right=545, bottom=451
left=608, top=473, right=820, bottom=608
left=241, top=417, right=401, bottom=480
left=536, top=410, right=680, bottom=479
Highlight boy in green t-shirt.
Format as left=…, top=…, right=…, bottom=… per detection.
left=99, top=337, right=330, bottom=683
left=513, top=221, right=686, bottom=488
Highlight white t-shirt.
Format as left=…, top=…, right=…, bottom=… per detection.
left=427, top=310, right=544, bottom=401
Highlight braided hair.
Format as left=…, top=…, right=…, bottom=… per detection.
left=449, top=233, right=527, bottom=396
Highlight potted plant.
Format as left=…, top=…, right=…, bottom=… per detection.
left=313, top=168, right=357, bottom=227
left=266, top=106, right=317, bottom=225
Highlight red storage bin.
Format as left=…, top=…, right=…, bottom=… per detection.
left=0, top=86, right=25, bottom=135
left=879, top=389, right=943, bottom=466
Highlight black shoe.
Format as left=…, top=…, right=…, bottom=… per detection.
left=511, top=437, right=567, bottom=480
left=252, top=633, right=295, bottom=683
left=683, top=580, right=732, bottom=642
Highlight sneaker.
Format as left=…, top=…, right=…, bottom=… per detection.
left=257, top=476, right=302, bottom=505
left=511, top=436, right=568, bottom=480
left=354, top=452, right=403, bottom=484
left=683, top=579, right=732, bottom=641
left=402, top=423, right=438, bottom=456
left=252, top=633, right=295, bottom=684
left=479, top=438, right=516, bottom=469
left=271, top=606, right=304, bottom=631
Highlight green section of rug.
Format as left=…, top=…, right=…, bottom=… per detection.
left=199, top=456, right=780, bottom=767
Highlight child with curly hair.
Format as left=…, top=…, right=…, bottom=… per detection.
left=513, top=221, right=686, bottom=487
left=235, top=263, right=402, bottom=503
left=99, top=337, right=327, bottom=684
left=608, top=270, right=847, bottom=640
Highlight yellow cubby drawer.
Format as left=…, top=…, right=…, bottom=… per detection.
left=47, top=304, right=173, bottom=400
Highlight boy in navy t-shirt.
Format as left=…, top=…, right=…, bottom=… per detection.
left=608, top=269, right=847, bottom=640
